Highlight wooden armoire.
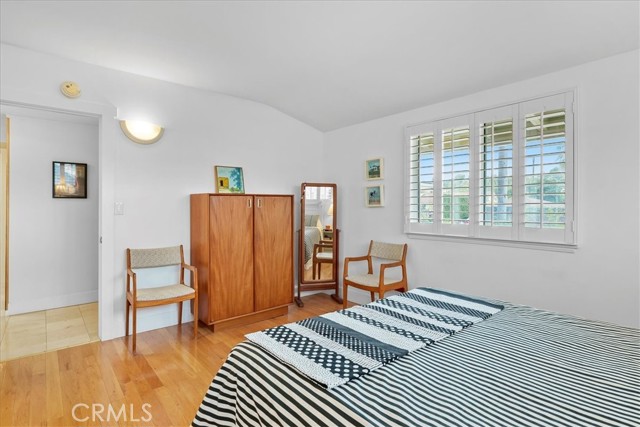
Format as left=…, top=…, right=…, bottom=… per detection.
left=190, top=194, right=293, bottom=330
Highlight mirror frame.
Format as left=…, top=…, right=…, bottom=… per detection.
left=295, top=182, right=342, bottom=307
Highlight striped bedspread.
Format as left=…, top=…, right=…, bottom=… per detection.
left=245, top=288, right=503, bottom=388
left=193, top=289, right=640, bottom=427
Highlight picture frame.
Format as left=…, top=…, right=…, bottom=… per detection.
left=52, top=161, right=87, bottom=199
left=365, top=184, right=384, bottom=207
left=215, top=165, right=245, bottom=193
left=365, top=157, right=384, bottom=180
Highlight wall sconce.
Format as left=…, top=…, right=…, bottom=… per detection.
left=119, top=120, right=164, bottom=144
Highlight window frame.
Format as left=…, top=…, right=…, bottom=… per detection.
left=404, top=91, right=576, bottom=248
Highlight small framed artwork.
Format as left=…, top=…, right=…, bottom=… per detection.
left=365, top=184, right=384, bottom=207
left=52, top=161, right=87, bottom=199
left=215, top=165, right=245, bottom=193
left=365, top=157, right=383, bottom=180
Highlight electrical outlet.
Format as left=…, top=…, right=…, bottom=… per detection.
left=114, top=202, right=125, bottom=215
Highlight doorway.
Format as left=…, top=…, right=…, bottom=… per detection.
left=0, top=106, right=100, bottom=360
left=0, top=114, right=9, bottom=346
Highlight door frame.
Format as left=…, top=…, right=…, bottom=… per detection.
left=1, top=86, right=118, bottom=340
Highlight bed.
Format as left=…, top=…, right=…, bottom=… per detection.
left=192, top=288, right=640, bottom=427
left=303, top=215, right=322, bottom=265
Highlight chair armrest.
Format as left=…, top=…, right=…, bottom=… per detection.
left=126, top=268, right=137, bottom=295
left=182, top=263, right=198, bottom=291
left=343, top=255, right=370, bottom=278
left=182, top=263, right=196, bottom=273
left=314, top=242, right=332, bottom=255
left=380, top=261, right=403, bottom=270
left=379, top=261, right=405, bottom=285
left=344, top=255, right=369, bottom=263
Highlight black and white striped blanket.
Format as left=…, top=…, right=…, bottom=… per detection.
left=193, top=289, right=640, bottom=427
left=245, top=287, right=503, bottom=388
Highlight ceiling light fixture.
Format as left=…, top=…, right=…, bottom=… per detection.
left=119, top=120, right=164, bottom=144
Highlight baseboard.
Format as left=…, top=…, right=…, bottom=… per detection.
left=7, top=290, right=98, bottom=315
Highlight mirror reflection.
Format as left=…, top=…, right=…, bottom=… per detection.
left=302, top=185, right=334, bottom=282
left=296, top=182, right=341, bottom=307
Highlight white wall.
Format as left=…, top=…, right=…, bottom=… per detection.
left=325, top=50, right=640, bottom=328
left=7, top=115, right=99, bottom=314
left=1, top=44, right=324, bottom=338
left=2, top=42, right=637, bottom=334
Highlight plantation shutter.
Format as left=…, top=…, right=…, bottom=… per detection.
left=406, top=123, right=437, bottom=234
left=405, top=91, right=574, bottom=246
left=438, top=114, right=473, bottom=236
left=519, top=93, right=574, bottom=244
left=475, top=105, right=519, bottom=240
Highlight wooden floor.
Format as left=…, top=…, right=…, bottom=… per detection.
left=0, top=293, right=350, bottom=427
left=0, top=303, right=98, bottom=361
left=302, top=263, right=334, bottom=281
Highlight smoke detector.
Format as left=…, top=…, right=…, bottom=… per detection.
left=60, top=81, right=81, bottom=98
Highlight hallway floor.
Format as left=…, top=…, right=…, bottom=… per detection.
left=0, top=302, right=98, bottom=361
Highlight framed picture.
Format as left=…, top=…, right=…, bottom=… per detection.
left=52, top=161, right=87, bottom=199
left=365, top=157, right=383, bottom=180
left=365, top=184, right=384, bottom=207
left=215, top=165, right=245, bottom=193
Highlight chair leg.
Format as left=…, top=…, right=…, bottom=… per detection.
left=132, top=306, right=137, bottom=353
left=193, top=298, right=198, bottom=338
left=125, top=300, right=129, bottom=337
left=343, top=284, right=348, bottom=309
left=370, top=291, right=375, bottom=302
left=379, top=290, right=385, bottom=300
left=178, top=302, right=183, bottom=326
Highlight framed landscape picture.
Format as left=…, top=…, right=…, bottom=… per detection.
left=365, top=184, right=384, bottom=207
left=52, top=161, right=87, bottom=198
left=215, top=165, right=245, bottom=193
left=365, top=157, right=383, bottom=180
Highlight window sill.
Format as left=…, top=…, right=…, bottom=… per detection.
left=406, top=232, right=577, bottom=253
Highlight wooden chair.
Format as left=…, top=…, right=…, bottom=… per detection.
left=312, top=240, right=334, bottom=280
left=126, top=245, right=198, bottom=352
left=342, top=240, right=408, bottom=308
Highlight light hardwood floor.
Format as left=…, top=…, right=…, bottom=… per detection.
left=0, top=303, right=98, bottom=362
left=302, top=263, right=334, bottom=281
left=0, top=293, right=350, bottom=427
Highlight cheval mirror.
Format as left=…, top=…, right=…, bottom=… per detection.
left=295, top=183, right=342, bottom=307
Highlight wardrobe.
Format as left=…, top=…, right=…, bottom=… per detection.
left=190, top=194, right=293, bottom=330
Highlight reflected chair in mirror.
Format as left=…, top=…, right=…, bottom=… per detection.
left=312, top=240, right=334, bottom=280
left=342, top=240, right=408, bottom=308
left=126, top=245, right=198, bottom=352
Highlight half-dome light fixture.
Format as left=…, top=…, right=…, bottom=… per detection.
left=119, top=120, right=164, bottom=144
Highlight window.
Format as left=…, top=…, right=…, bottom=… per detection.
left=406, top=92, right=575, bottom=245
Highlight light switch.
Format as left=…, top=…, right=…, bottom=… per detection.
left=114, top=202, right=125, bottom=215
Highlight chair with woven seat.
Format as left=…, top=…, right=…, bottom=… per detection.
left=312, top=240, right=334, bottom=280
left=126, top=245, right=198, bottom=352
left=342, top=240, right=408, bottom=308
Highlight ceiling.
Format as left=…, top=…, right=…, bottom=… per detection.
left=1, top=1, right=638, bottom=132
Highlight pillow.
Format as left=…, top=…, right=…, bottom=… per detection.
left=305, top=215, right=320, bottom=227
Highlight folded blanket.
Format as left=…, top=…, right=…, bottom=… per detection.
left=246, top=288, right=503, bottom=388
